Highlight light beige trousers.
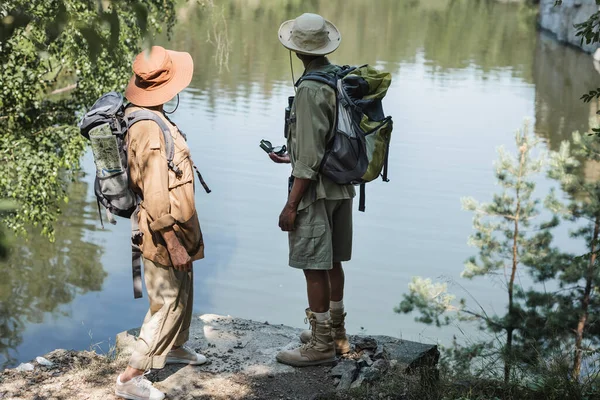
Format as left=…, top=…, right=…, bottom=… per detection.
left=128, top=258, right=193, bottom=371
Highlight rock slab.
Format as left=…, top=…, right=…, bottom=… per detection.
left=117, top=314, right=438, bottom=378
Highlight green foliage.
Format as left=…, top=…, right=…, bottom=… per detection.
left=395, top=277, right=459, bottom=327
left=0, top=200, right=16, bottom=260
left=545, top=131, right=600, bottom=379
left=0, top=0, right=176, bottom=240
left=398, top=125, right=600, bottom=390
left=397, top=123, right=561, bottom=383
left=326, top=359, right=600, bottom=400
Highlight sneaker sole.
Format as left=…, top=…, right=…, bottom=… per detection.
left=165, top=357, right=208, bottom=366
left=115, top=390, right=165, bottom=400
left=276, top=354, right=336, bottom=367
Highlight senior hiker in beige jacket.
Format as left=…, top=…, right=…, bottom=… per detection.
left=114, top=46, right=206, bottom=400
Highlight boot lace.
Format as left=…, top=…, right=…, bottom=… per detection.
left=300, top=318, right=318, bottom=350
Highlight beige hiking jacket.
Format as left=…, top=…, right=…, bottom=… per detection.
left=126, top=107, right=204, bottom=267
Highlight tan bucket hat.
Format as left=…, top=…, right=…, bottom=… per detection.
left=278, top=13, right=341, bottom=56
left=125, top=46, right=193, bottom=107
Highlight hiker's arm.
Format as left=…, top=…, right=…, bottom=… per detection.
left=291, top=85, right=333, bottom=181
left=136, top=125, right=191, bottom=271
left=279, top=177, right=311, bottom=231
left=278, top=86, right=333, bottom=232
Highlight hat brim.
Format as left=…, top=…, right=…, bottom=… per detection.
left=125, top=50, right=194, bottom=107
left=278, top=19, right=341, bottom=56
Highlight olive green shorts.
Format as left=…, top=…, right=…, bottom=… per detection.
left=288, top=198, right=353, bottom=270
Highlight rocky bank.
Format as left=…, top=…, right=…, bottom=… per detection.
left=0, top=314, right=438, bottom=400
left=539, top=0, right=600, bottom=53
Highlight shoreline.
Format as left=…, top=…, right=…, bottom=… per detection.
left=0, top=314, right=438, bottom=399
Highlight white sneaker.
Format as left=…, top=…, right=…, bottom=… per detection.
left=115, top=375, right=165, bottom=400
left=166, top=346, right=207, bottom=365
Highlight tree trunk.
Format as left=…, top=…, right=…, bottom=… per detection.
left=572, top=215, right=599, bottom=380
left=505, top=147, right=525, bottom=384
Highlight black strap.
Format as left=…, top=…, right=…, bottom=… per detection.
left=127, top=110, right=182, bottom=177
left=359, top=183, right=366, bottom=212
left=131, top=249, right=143, bottom=299
left=192, top=162, right=211, bottom=194
left=382, top=140, right=390, bottom=182
left=131, top=206, right=143, bottom=299
left=97, top=199, right=105, bottom=229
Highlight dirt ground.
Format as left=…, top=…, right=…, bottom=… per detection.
left=0, top=349, right=336, bottom=399
left=0, top=315, right=436, bottom=400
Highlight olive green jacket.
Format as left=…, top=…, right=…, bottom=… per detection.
left=287, top=57, right=356, bottom=211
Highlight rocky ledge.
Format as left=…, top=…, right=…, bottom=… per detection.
left=1, top=314, right=438, bottom=399
left=539, top=0, right=600, bottom=54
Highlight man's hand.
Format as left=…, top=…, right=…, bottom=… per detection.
left=279, top=177, right=310, bottom=232
left=269, top=152, right=291, bottom=164
left=279, top=203, right=297, bottom=231
left=163, top=229, right=192, bottom=271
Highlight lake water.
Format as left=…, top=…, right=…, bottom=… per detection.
left=2, top=0, right=600, bottom=369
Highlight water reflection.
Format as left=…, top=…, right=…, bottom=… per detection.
left=534, top=32, right=600, bottom=149
left=0, top=179, right=105, bottom=368
left=167, top=0, right=538, bottom=102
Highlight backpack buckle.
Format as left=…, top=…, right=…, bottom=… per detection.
left=169, top=161, right=183, bottom=178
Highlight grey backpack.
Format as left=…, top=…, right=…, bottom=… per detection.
left=79, top=92, right=187, bottom=221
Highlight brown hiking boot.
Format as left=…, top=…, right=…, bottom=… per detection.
left=331, top=308, right=351, bottom=354
left=299, top=308, right=351, bottom=355
left=277, top=311, right=336, bottom=367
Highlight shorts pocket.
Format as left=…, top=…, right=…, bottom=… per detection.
left=289, top=224, right=327, bottom=264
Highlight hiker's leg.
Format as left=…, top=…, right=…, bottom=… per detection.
left=329, top=198, right=352, bottom=303
left=164, top=266, right=206, bottom=366
left=304, top=269, right=330, bottom=313
left=173, top=268, right=194, bottom=348
left=123, top=258, right=191, bottom=379
left=328, top=199, right=352, bottom=354
left=329, top=262, right=344, bottom=302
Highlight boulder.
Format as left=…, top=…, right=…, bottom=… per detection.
left=349, top=335, right=439, bottom=373
left=330, top=360, right=357, bottom=378
left=372, top=359, right=390, bottom=374
left=357, top=353, right=373, bottom=369
left=350, top=366, right=382, bottom=389
left=354, top=337, right=378, bottom=352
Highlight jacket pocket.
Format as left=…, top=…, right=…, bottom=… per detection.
left=173, top=210, right=204, bottom=258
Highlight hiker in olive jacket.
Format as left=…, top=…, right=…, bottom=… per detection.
left=270, top=13, right=355, bottom=366
left=114, top=46, right=206, bottom=400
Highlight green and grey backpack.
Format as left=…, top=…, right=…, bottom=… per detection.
left=297, top=65, right=393, bottom=212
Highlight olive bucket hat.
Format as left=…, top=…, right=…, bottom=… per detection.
left=278, top=13, right=341, bottom=56
left=125, top=46, right=193, bottom=107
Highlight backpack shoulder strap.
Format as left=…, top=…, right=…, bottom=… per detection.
left=296, top=71, right=337, bottom=90
left=127, top=110, right=182, bottom=177
left=295, top=65, right=356, bottom=89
